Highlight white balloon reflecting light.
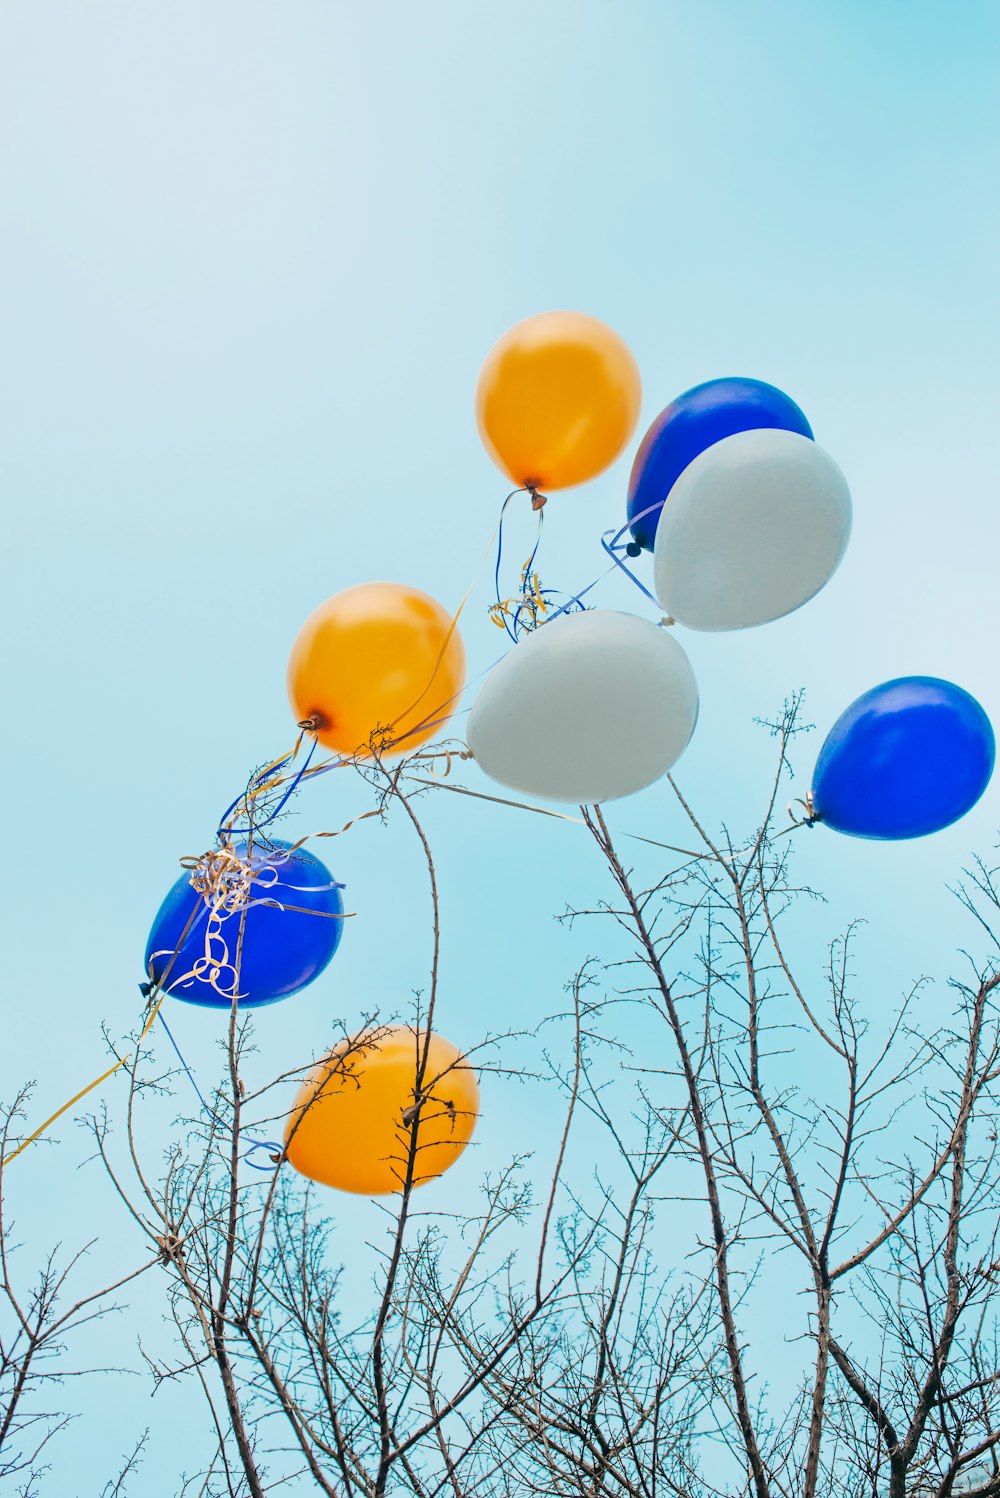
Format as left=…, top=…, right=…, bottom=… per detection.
left=467, top=610, right=698, bottom=804
left=652, top=428, right=852, bottom=631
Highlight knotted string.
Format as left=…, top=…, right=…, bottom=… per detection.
left=774, top=792, right=819, bottom=840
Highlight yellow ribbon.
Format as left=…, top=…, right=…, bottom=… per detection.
left=2, top=994, right=166, bottom=1167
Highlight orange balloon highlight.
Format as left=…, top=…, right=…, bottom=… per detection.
left=284, top=1026, right=480, bottom=1195
left=287, top=582, right=467, bottom=756
left=476, top=310, right=642, bottom=492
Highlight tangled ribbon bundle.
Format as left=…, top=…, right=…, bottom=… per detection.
left=187, top=843, right=264, bottom=913
left=490, top=490, right=596, bottom=643
left=489, top=560, right=552, bottom=638
left=150, top=843, right=286, bottom=1004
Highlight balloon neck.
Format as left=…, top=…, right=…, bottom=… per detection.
left=787, top=792, right=819, bottom=830
left=528, top=487, right=547, bottom=511
left=298, top=713, right=328, bottom=733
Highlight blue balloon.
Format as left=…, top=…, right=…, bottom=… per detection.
left=811, top=677, right=995, bottom=840
left=626, top=377, right=813, bottom=551
left=145, top=840, right=345, bottom=1008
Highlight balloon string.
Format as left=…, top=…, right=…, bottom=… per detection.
left=403, top=775, right=730, bottom=863
left=384, top=489, right=529, bottom=744
left=535, top=566, right=617, bottom=627
left=218, top=731, right=342, bottom=842
left=1, top=993, right=170, bottom=1167
left=489, top=494, right=669, bottom=640
left=387, top=482, right=599, bottom=741
left=219, top=732, right=323, bottom=841
left=154, top=1008, right=283, bottom=1172
left=599, top=503, right=666, bottom=610
left=537, top=498, right=672, bottom=624
left=492, top=489, right=546, bottom=641
left=0, top=895, right=215, bottom=1167
left=215, top=738, right=308, bottom=837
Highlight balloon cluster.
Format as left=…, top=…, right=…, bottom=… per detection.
left=139, top=307, right=994, bottom=1198
left=471, top=312, right=994, bottom=833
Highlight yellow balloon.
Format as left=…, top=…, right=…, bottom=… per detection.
left=287, top=582, right=466, bottom=757
left=284, top=1026, right=480, bottom=1195
left=475, top=310, right=642, bottom=491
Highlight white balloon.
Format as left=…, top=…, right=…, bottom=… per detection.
left=652, top=428, right=852, bottom=631
left=466, top=610, right=698, bottom=804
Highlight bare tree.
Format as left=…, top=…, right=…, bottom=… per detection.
left=90, top=756, right=601, bottom=1496
left=0, top=1092, right=156, bottom=1496
left=544, top=699, right=1000, bottom=1498
left=59, top=705, right=1000, bottom=1496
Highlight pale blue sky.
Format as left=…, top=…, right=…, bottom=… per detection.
left=2, top=1, right=1000, bottom=1489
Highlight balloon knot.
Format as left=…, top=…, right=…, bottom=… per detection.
left=660, top=616, right=676, bottom=628
left=528, top=488, right=547, bottom=512
left=625, top=541, right=642, bottom=558
left=787, top=793, right=818, bottom=829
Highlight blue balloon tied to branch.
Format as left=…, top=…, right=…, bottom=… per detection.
left=145, top=839, right=345, bottom=1008
left=626, top=376, right=814, bottom=552
left=810, top=677, right=995, bottom=840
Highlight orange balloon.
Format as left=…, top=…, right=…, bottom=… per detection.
left=287, top=582, right=466, bottom=756
left=284, top=1026, right=480, bottom=1195
left=475, top=310, right=642, bottom=492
